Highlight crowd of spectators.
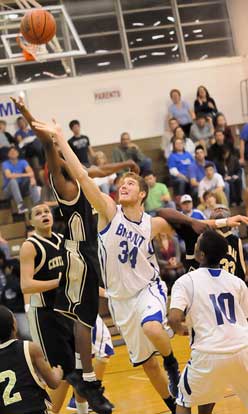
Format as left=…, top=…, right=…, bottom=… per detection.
left=1, top=84, right=248, bottom=335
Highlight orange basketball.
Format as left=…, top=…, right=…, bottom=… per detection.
left=20, top=9, right=56, bottom=45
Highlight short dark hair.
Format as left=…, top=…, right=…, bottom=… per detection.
left=202, top=190, right=216, bottom=201
left=195, top=144, right=205, bottom=152
left=69, top=120, right=80, bottom=130
left=0, top=306, right=14, bottom=342
left=199, top=230, right=228, bottom=265
left=196, top=113, right=206, bottom=120
left=214, top=129, right=224, bottom=136
left=204, top=161, right=215, bottom=170
left=169, top=117, right=178, bottom=123
left=142, top=170, right=155, bottom=178
left=170, top=89, right=181, bottom=98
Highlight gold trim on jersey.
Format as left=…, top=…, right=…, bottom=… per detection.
left=27, top=237, right=47, bottom=275
left=50, top=175, right=81, bottom=206
left=27, top=308, right=48, bottom=361
left=31, top=232, right=63, bottom=250
left=23, top=341, right=45, bottom=389
left=0, top=339, right=17, bottom=349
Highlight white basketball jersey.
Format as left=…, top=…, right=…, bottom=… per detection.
left=170, top=267, right=248, bottom=353
left=98, top=205, right=160, bottom=299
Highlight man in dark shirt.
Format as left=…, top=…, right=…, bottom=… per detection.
left=68, top=120, right=95, bottom=167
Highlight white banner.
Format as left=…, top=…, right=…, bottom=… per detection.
left=0, top=91, right=27, bottom=134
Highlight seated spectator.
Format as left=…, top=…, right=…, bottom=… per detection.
left=0, top=232, right=11, bottom=260
left=112, top=132, right=152, bottom=175
left=189, top=113, right=214, bottom=147
left=14, top=116, right=45, bottom=169
left=168, top=138, right=194, bottom=196
left=0, top=119, right=15, bottom=161
left=168, top=89, right=195, bottom=136
left=194, top=85, right=218, bottom=119
left=153, top=232, right=185, bottom=294
left=198, top=162, right=228, bottom=206
left=239, top=122, right=248, bottom=166
left=188, top=145, right=211, bottom=200
left=143, top=171, right=175, bottom=216
left=2, top=146, right=40, bottom=214
left=172, top=126, right=195, bottom=156
left=68, top=119, right=95, bottom=167
left=214, top=113, right=235, bottom=146
left=215, top=146, right=242, bottom=206
left=93, top=151, right=116, bottom=195
left=180, top=194, right=205, bottom=219
left=202, top=191, right=218, bottom=218
left=162, top=117, right=179, bottom=159
left=208, top=129, right=236, bottom=164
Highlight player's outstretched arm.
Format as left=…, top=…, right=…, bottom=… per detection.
left=158, top=208, right=208, bottom=234
left=88, top=159, right=140, bottom=178
left=151, top=217, right=175, bottom=239
left=20, top=241, right=60, bottom=294
left=29, top=342, right=63, bottom=389
left=11, top=97, right=52, bottom=146
left=32, top=120, right=116, bottom=224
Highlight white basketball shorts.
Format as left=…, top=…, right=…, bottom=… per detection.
left=109, top=278, right=168, bottom=366
left=177, top=347, right=248, bottom=408
left=92, top=315, right=114, bottom=359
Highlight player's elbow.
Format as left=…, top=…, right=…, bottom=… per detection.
left=21, top=280, right=33, bottom=294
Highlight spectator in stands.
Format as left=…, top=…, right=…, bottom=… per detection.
left=143, top=171, right=175, bottom=216
left=188, top=145, right=210, bottom=200
left=198, top=162, right=228, bottom=206
left=0, top=120, right=15, bottom=161
left=180, top=194, right=205, bottom=219
left=173, top=126, right=195, bottom=156
left=14, top=116, right=44, bottom=184
left=154, top=232, right=185, bottom=294
left=68, top=119, right=96, bottom=167
left=194, top=85, right=218, bottom=119
left=93, top=151, right=116, bottom=195
left=112, top=132, right=152, bottom=175
left=215, top=146, right=242, bottom=206
left=208, top=129, right=234, bottom=164
left=168, top=138, right=194, bottom=196
left=189, top=113, right=214, bottom=147
left=214, top=113, right=235, bottom=146
left=162, top=117, right=179, bottom=159
left=0, top=250, right=6, bottom=301
left=0, top=232, right=10, bottom=260
left=2, top=147, right=40, bottom=214
left=239, top=122, right=248, bottom=166
left=202, top=191, right=218, bottom=218
left=168, top=89, right=195, bottom=136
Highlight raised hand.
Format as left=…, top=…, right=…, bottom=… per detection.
left=32, top=119, right=63, bottom=139
left=11, top=96, right=26, bottom=112
left=227, top=215, right=248, bottom=227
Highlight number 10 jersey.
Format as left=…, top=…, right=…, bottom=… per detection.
left=98, top=205, right=160, bottom=300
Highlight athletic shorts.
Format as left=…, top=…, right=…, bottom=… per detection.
left=177, top=348, right=248, bottom=408
left=54, top=240, right=99, bottom=328
left=28, top=307, right=75, bottom=377
left=109, top=278, right=168, bottom=366
left=92, top=315, right=114, bottom=359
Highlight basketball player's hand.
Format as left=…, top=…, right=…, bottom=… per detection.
left=52, top=365, right=63, bottom=381
left=10, top=96, right=26, bottom=112
left=32, top=119, right=63, bottom=140
left=227, top=215, right=248, bottom=227
left=127, top=160, right=140, bottom=174
left=191, top=219, right=208, bottom=234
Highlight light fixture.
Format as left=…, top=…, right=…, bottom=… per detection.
left=132, top=22, right=144, bottom=27
left=172, top=44, right=178, bottom=51
left=136, top=38, right=143, bottom=42
left=153, top=21, right=161, bottom=27
left=184, top=33, right=189, bottom=38
left=24, top=77, right=32, bottom=83
left=5, top=13, right=18, bottom=20
left=34, top=73, right=41, bottom=77
left=193, top=29, right=202, bottom=34
left=169, top=30, right=175, bottom=35
left=196, top=34, right=204, bottom=38
left=95, top=50, right=108, bottom=54
left=170, top=37, right=174, bottom=41
left=130, top=41, right=134, bottom=45
left=152, top=35, right=165, bottom=40
left=167, top=16, right=175, bottom=22
left=151, top=51, right=166, bottom=56
left=139, top=54, right=147, bottom=59
left=97, top=61, right=111, bottom=66
left=200, top=54, right=208, bottom=60
left=195, top=19, right=200, bottom=23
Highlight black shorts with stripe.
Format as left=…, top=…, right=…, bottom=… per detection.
left=28, top=307, right=75, bottom=377
left=54, top=240, right=99, bottom=328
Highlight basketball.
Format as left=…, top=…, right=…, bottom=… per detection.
left=20, top=9, right=56, bottom=45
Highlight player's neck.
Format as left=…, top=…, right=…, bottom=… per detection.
left=35, top=228, right=52, bottom=238
left=122, top=204, right=143, bottom=222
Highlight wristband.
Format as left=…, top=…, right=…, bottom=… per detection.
left=104, top=291, right=108, bottom=299
left=25, top=304, right=30, bottom=313
left=215, top=218, right=227, bottom=228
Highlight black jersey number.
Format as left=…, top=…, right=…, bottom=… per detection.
left=0, top=370, right=22, bottom=406
left=220, top=258, right=236, bottom=274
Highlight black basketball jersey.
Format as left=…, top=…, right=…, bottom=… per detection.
left=27, top=232, right=65, bottom=308
left=0, top=339, right=50, bottom=414
left=50, top=175, right=98, bottom=244
left=217, top=230, right=246, bottom=280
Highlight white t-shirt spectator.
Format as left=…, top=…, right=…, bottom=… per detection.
left=198, top=173, right=225, bottom=198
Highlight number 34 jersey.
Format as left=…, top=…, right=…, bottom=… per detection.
left=98, top=205, right=160, bottom=300
left=170, top=268, right=248, bottom=354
